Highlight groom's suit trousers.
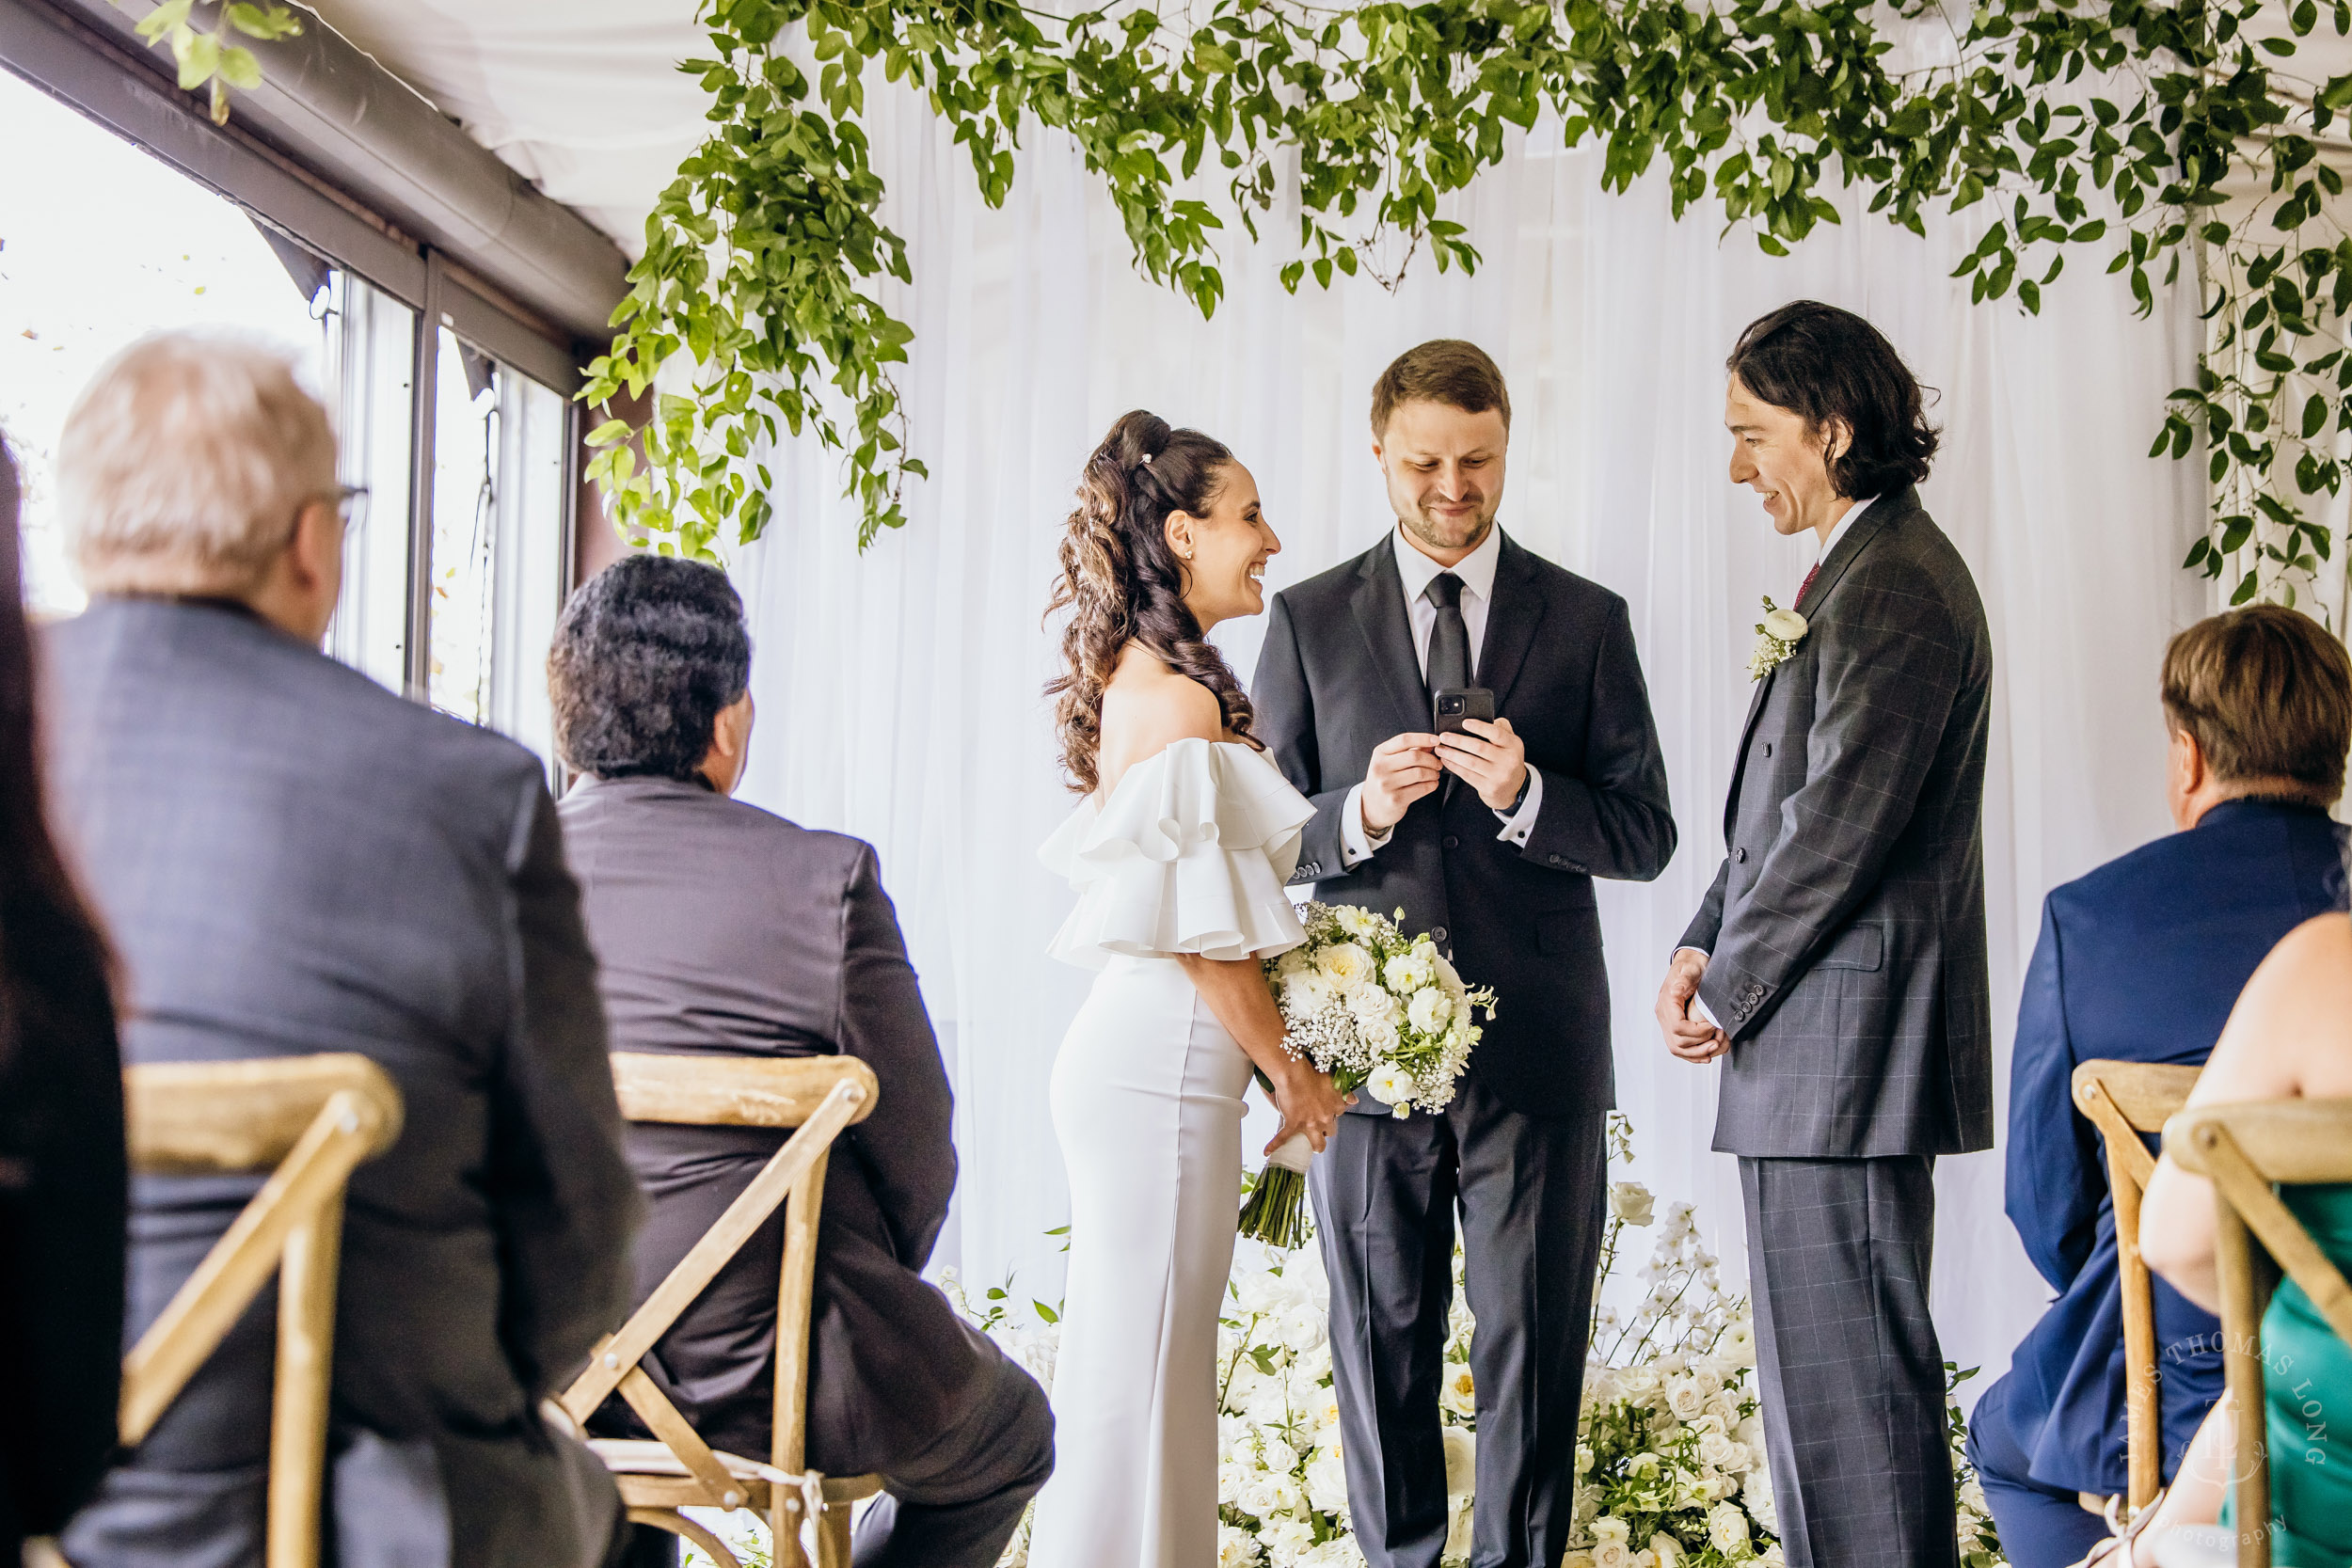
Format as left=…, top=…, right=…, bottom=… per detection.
left=1313, top=1076, right=1606, bottom=1568
left=1740, top=1155, right=1956, bottom=1568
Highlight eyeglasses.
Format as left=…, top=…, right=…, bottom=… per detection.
left=335, top=483, right=369, bottom=531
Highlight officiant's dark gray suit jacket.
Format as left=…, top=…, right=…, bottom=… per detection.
left=43, top=597, right=641, bottom=1568
left=1254, top=529, right=1677, bottom=1112
left=1679, top=485, right=1995, bottom=1158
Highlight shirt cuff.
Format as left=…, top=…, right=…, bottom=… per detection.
left=1491, top=766, right=1543, bottom=847
left=1340, top=783, right=1394, bottom=868
left=1673, top=946, right=1722, bottom=1031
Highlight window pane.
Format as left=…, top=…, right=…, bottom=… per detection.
left=0, top=66, right=327, bottom=618
left=427, top=325, right=495, bottom=722
left=486, top=372, right=569, bottom=769
left=322, top=271, right=417, bottom=690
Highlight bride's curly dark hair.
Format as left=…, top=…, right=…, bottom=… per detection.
left=1047, top=409, right=1260, bottom=794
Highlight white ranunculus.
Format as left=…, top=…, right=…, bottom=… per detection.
left=1707, top=1500, right=1751, bottom=1552
left=1609, top=1181, right=1656, bottom=1226
left=1276, top=947, right=1314, bottom=980
left=1762, top=606, right=1807, bottom=641
left=1439, top=1361, right=1476, bottom=1418
left=1284, top=970, right=1336, bottom=1017
left=1441, top=1426, right=1476, bottom=1500
left=1217, top=1521, right=1264, bottom=1568
left=1280, top=1304, right=1327, bottom=1354
left=1592, top=1517, right=1631, bottom=1545
left=1382, top=952, right=1434, bottom=992
left=1407, top=986, right=1454, bottom=1034
left=1304, top=1445, right=1350, bottom=1514
left=1295, top=1340, right=1334, bottom=1384
left=1721, top=1317, right=1756, bottom=1367
left=1366, top=1062, right=1413, bottom=1107
left=1648, top=1535, right=1680, bottom=1568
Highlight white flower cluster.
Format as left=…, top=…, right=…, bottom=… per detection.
left=1266, top=903, right=1495, bottom=1116
left=1745, top=595, right=1808, bottom=682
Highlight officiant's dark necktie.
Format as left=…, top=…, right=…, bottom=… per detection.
left=1424, top=571, right=1472, bottom=699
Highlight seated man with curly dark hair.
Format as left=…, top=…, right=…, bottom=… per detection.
left=552, top=556, right=1053, bottom=1568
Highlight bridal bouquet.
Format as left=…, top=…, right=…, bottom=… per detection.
left=1238, top=903, right=1495, bottom=1247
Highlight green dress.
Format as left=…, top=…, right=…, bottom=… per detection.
left=2220, top=1182, right=2352, bottom=1566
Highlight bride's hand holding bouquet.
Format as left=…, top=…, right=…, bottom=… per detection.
left=1241, top=902, right=1496, bottom=1247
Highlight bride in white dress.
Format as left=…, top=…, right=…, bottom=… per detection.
left=1029, top=411, right=1352, bottom=1568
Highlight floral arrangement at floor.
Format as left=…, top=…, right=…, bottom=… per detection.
left=934, top=1113, right=2008, bottom=1568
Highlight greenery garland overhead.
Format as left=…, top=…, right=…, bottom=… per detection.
left=140, top=0, right=2352, bottom=607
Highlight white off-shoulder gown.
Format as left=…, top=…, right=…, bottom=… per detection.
left=1028, top=738, right=1312, bottom=1568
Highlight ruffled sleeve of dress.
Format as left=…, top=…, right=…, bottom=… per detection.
left=1039, top=737, right=1313, bottom=970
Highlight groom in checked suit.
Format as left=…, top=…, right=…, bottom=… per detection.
left=1659, top=301, right=1993, bottom=1568
left=1255, top=341, right=1676, bottom=1568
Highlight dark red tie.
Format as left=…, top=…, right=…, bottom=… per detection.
left=1798, top=562, right=1820, bottom=605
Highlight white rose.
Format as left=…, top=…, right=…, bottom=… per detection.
left=1367, top=1062, right=1414, bottom=1107
left=1707, top=1500, right=1751, bottom=1552
left=1590, top=1542, right=1631, bottom=1568
left=1275, top=947, right=1313, bottom=980
left=1762, top=606, right=1807, bottom=641
left=1219, top=1459, right=1251, bottom=1504
left=1260, top=1434, right=1300, bottom=1476
left=1439, top=1361, right=1476, bottom=1418
left=1259, top=1516, right=1316, bottom=1565
left=1697, top=1430, right=1738, bottom=1472
left=1441, top=1426, right=1476, bottom=1500
left=1217, top=1521, right=1264, bottom=1568
left=1303, top=1445, right=1350, bottom=1514
left=1284, top=970, right=1337, bottom=1017
left=1309, top=1387, right=1343, bottom=1432
left=1575, top=1442, right=1595, bottom=1476
left=1759, top=1550, right=1787, bottom=1568
left=1295, top=1340, right=1335, bottom=1384
left=1664, top=1376, right=1708, bottom=1422
left=1407, top=986, right=1454, bottom=1034
left=1281, top=1304, right=1327, bottom=1354
left=1609, top=1181, right=1656, bottom=1226
left=1316, top=942, right=1375, bottom=985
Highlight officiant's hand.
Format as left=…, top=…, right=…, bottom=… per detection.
left=1658, top=951, right=1729, bottom=1062
left=1269, top=1064, right=1353, bottom=1155
left=1437, top=717, right=1529, bottom=811
left=1361, top=732, right=1443, bottom=833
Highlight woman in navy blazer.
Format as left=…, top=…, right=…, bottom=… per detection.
left=1972, top=606, right=2352, bottom=1564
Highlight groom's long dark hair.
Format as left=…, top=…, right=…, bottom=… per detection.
left=1728, top=301, right=1940, bottom=499
left=1046, top=409, right=1259, bottom=795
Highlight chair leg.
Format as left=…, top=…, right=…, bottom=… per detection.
left=816, top=1500, right=853, bottom=1568
left=627, top=1507, right=741, bottom=1568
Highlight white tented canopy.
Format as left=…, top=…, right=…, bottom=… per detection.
left=290, top=2, right=2231, bottom=1390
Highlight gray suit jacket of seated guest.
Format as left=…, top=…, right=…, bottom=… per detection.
left=556, top=774, right=984, bottom=1473
left=41, top=597, right=644, bottom=1568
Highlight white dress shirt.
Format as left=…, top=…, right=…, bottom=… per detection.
left=1682, top=495, right=1878, bottom=1031
left=1337, top=525, right=1546, bottom=867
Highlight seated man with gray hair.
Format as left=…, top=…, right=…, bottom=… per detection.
left=43, top=330, right=644, bottom=1568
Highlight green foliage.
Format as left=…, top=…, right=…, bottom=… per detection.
left=591, top=0, right=2352, bottom=578
left=119, top=0, right=302, bottom=125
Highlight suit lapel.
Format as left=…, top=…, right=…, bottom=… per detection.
left=1350, top=537, right=1430, bottom=735
left=1476, top=533, right=1547, bottom=709
left=1720, top=489, right=1911, bottom=833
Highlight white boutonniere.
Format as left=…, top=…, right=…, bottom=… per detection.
left=1746, top=596, right=1808, bottom=681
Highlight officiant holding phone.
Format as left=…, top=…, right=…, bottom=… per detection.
left=1253, top=340, right=1677, bottom=1568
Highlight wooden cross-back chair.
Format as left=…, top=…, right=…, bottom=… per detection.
left=116, top=1053, right=404, bottom=1568
left=2164, top=1098, right=2352, bottom=1568
left=2072, top=1059, right=2204, bottom=1515
left=559, top=1053, right=882, bottom=1568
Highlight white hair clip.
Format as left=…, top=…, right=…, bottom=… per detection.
left=1139, top=451, right=1155, bottom=465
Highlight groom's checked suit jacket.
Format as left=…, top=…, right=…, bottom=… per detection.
left=1254, top=529, right=1677, bottom=1112
left=1680, top=484, right=1995, bottom=1159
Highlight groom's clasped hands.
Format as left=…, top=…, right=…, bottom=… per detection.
left=1358, top=718, right=1531, bottom=832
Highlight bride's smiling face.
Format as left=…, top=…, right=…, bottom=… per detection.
left=1168, top=461, right=1280, bottom=631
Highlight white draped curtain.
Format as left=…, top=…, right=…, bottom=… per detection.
left=719, top=84, right=2210, bottom=1390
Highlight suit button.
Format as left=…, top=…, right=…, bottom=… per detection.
left=1733, top=847, right=1748, bottom=863
left=1432, top=926, right=1449, bottom=942
left=1763, top=741, right=1773, bottom=758
left=1442, top=834, right=1460, bottom=850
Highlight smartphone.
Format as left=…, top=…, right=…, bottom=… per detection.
left=1432, top=687, right=1496, bottom=736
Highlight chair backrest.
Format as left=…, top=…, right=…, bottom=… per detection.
left=120, top=1053, right=404, bottom=1568
left=2164, top=1099, right=2352, bottom=1568
left=2073, top=1059, right=2202, bottom=1513
left=558, top=1054, right=878, bottom=1532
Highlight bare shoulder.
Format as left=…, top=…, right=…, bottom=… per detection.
left=1097, top=645, right=1225, bottom=791
left=2193, top=911, right=2352, bottom=1104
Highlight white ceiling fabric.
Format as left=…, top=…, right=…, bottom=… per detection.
left=308, top=0, right=709, bottom=252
